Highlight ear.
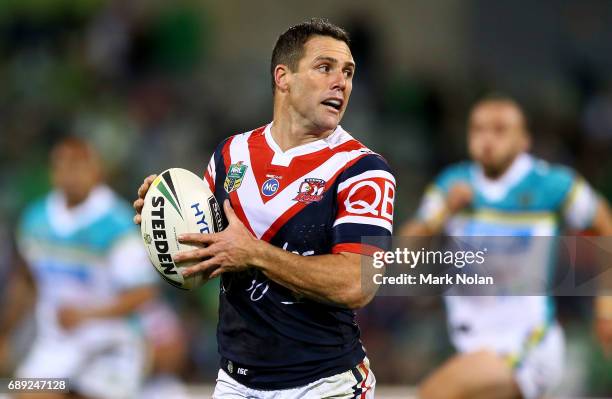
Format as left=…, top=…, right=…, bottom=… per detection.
left=274, top=64, right=291, bottom=93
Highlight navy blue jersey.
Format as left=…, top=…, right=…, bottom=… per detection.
left=203, top=123, right=395, bottom=389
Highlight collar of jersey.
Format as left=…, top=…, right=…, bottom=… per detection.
left=47, top=184, right=115, bottom=236
left=473, top=152, right=534, bottom=202
left=263, top=122, right=346, bottom=166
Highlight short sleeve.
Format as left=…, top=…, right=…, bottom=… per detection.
left=415, top=164, right=470, bottom=224
left=415, top=184, right=447, bottom=224
left=203, top=137, right=232, bottom=193
left=15, top=200, right=45, bottom=265
left=203, top=152, right=216, bottom=192
left=332, top=154, right=395, bottom=255
left=562, top=175, right=598, bottom=230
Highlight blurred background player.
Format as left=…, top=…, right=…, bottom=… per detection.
left=0, top=137, right=158, bottom=399
left=400, top=95, right=612, bottom=399
left=136, top=299, right=190, bottom=399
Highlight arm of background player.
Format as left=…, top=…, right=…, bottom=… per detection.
left=57, top=286, right=158, bottom=329
left=590, top=197, right=612, bottom=235
left=0, top=254, right=36, bottom=337
left=589, top=197, right=612, bottom=356
left=398, top=182, right=473, bottom=236
left=58, top=234, right=159, bottom=329
left=0, top=255, right=36, bottom=371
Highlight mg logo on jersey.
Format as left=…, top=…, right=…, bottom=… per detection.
left=261, top=178, right=280, bottom=197
left=224, top=161, right=248, bottom=193
left=294, top=178, right=326, bottom=203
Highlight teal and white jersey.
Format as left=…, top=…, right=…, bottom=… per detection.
left=416, top=153, right=598, bottom=354
left=17, top=185, right=157, bottom=344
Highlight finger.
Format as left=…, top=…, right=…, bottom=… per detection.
left=223, top=199, right=239, bottom=224
left=133, top=198, right=144, bottom=212
left=181, top=259, right=220, bottom=277
left=178, top=233, right=216, bottom=245
left=209, top=267, right=226, bottom=279
left=133, top=214, right=142, bottom=225
left=173, top=245, right=215, bottom=263
left=138, top=174, right=157, bottom=199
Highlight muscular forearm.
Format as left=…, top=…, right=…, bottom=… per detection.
left=592, top=199, right=612, bottom=317
left=399, top=220, right=440, bottom=237
left=592, top=198, right=612, bottom=236
left=0, top=271, right=35, bottom=337
left=83, top=286, right=157, bottom=320
left=250, top=241, right=369, bottom=309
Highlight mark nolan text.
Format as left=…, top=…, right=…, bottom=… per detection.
left=373, top=273, right=494, bottom=285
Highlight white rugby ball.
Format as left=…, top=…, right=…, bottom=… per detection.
left=140, top=168, right=226, bottom=290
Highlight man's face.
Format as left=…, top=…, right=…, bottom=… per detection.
left=51, top=145, right=100, bottom=206
left=285, top=35, right=355, bottom=133
left=468, top=101, right=530, bottom=177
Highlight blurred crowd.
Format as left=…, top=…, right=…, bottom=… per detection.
left=1, top=0, right=612, bottom=395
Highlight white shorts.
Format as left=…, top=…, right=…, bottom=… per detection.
left=17, top=333, right=147, bottom=399
left=213, top=358, right=375, bottom=399
left=454, top=323, right=564, bottom=399
left=512, top=324, right=565, bottom=399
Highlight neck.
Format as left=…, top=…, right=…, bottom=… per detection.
left=482, top=153, right=523, bottom=180
left=63, top=185, right=97, bottom=209
left=65, top=195, right=88, bottom=209
left=271, top=100, right=336, bottom=151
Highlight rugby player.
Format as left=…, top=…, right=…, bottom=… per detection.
left=134, top=18, right=396, bottom=398
left=0, top=138, right=158, bottom=399
left=401, top=95, right=612, bottom=399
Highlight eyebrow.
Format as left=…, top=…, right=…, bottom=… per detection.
left=313, top=56, right=355, bottom=69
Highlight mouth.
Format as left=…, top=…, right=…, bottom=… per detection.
left=321, top=98, right=343, bottom=112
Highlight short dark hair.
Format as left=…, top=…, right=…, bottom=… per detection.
left=270, top=18, right=350, bottom=92
left=473, top=92, right=530, bottom=131
left=475, top=92, right=521, bottom=109
left=51, top=136, right=97, bottom=163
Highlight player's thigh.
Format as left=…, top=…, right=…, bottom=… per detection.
left=16, top=393, right=69, bottom=399
left=514, top=325, right=565, bottom=399
left=419, top=350, right=521, bottom=399
left=73, top=339, right=147, bottom=399
left=16, top=337, right=81, bottom=379
left=16, top=393, right=87, bottom=399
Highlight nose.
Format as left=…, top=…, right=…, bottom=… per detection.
left=330, top=70, right=346, bottom=92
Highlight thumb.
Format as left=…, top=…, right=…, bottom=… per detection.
left=223, top=199, right=239, bottom=224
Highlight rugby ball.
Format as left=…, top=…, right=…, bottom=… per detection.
left=140, top=168, right=226, bottom=290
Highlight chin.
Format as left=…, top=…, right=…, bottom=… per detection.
left=315, top=116, right=340, bottom=132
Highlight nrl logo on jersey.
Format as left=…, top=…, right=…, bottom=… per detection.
left=294, top=178, right=326, bottom=203
left=224, top=161, right=248, bottom=193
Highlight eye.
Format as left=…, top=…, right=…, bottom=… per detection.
left=317, top=64, right=330, bottom=73
left=344, top=69, right=354, bottom=78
